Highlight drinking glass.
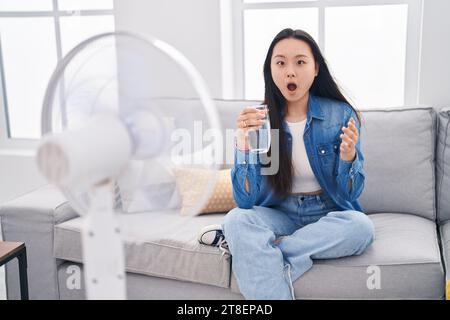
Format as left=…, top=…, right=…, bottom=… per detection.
left=247, top=104, right=270, bottom=154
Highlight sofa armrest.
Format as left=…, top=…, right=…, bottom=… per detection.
left=0, top=185, right=78, bottom=299
left=440, top=221, right=450, bottom=300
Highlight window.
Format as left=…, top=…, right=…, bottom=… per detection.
left=244, top=7, right=318, bottom=100
left=221, top=0, right=423, bottom=109
left=0, top=0, right=115, bottom=143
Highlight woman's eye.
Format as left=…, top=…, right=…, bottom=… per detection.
left=297, top=60, right=305, bottom=65
left=276, top=61, right=284, bottom=66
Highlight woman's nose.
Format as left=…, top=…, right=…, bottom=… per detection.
left=287, top=69, right=296, bottom=78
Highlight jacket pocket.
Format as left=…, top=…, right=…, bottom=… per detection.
left=317, top=140, right=340, bottom=176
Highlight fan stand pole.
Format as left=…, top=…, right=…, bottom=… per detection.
left=81, top=180, right=127, bottom=299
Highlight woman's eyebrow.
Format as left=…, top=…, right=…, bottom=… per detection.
left=274, top=54, right=309, bottom=59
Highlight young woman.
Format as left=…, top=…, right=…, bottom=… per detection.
left=198, top=28, right=375, bottom=300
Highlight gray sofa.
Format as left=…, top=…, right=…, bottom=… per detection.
left=1, top=99, right=450, bottom=300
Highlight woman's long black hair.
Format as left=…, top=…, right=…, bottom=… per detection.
left=262, top=28, right=362, bottom=199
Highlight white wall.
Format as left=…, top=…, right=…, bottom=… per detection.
left=113, top=0, right=450, bottom=109
left=0, top=152, right=46, bottom=203
left=418, top=0, right=450, bottom=109
left=113, top=0, right=223, bottom=99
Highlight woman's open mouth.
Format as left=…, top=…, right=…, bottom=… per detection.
left=287, top=83, right=297, bottom=92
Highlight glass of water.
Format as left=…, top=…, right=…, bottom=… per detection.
left=248, top=105, right=270, bottom=154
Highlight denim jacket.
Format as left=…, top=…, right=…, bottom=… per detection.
left=231, top=93, right=365, bottom=212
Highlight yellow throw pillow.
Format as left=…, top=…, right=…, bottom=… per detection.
left=173, top=167, right=236, bottom=216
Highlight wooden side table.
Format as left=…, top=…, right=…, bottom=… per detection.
left=0, top=241, right=28, bottom=300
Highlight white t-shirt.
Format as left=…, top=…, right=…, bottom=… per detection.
left=286, top=119, right=322, bottom=193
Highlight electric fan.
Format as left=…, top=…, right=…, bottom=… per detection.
left=35, top=31, right=223, bottom=299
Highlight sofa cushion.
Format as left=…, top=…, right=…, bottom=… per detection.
left=437, top=107, right=450, bottom=223
left=54, top=210, right=231, bottom=288
left=55, top=210, right=445, bottom=299
left=57, top=261, right=243, bottom=300
left=173, top=168, right=236, bottom=215
left=357, top=107, right=437, bottom=220
left=237, top=213, right=444, bottom=299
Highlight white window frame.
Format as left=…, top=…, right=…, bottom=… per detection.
left=0, top=0, right=114, bottom=154
left=221, top=0, right=424, bottom=106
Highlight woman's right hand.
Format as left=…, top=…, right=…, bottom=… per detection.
left=235, top=106, right=268, bottom=151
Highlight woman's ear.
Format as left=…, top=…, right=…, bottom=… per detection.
left=315, top=63, right=319, bottom=77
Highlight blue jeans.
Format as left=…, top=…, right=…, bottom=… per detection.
left=222, top=192, right=375, bottom=300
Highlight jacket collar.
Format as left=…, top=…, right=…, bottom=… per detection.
left=281, top=93, right=324, bottom=134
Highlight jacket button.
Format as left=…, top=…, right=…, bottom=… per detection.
left=321, top=150, right=325, bottom=154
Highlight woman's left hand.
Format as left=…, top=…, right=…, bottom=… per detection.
left=339, top=117, right=358, bottom=162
